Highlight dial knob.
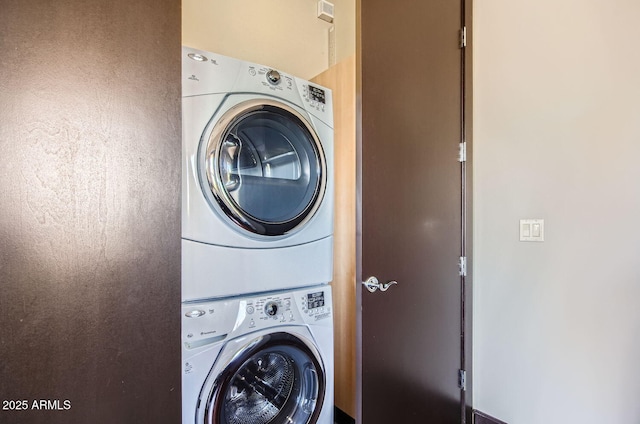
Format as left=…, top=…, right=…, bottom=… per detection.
left=265, top=302, right=278, bottom=316
left=266, top=69, right=281, bottom=85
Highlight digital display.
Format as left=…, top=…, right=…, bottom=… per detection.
left=308, top=85, right=326, bottom=104
left=307, top=291, right=325, bottom=309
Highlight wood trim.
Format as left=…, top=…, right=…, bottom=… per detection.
left=312, top=55, right=357, bottom=418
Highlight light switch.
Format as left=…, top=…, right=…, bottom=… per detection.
left=532, top=223, right=541, bottom=237
left=520, top=219, right=544, bottom=242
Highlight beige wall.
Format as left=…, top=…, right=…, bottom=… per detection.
left=333, top=0, right=356, bottom=66
left=473, top=1, right=640, bottom=422
left=182, top=0, right=355, bottom=79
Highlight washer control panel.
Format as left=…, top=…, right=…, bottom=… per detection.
left=251, top=293, right=296, bottom=325
left=299, top=289, right=331, bottom=321
left=246, top=288, right=332, bottom=325
left=182, top=286, right=333, bottom=351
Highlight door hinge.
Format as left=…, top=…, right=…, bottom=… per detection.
left=458, top=142, right=466, bottom=162
left=458, top=369, right=467, bottom=391
left=458, top=256, right=467, bottom=277
left=459, top=27, right=467, bottom=49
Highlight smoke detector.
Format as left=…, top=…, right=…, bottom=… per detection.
left=317, top=0, right=334, bottom=23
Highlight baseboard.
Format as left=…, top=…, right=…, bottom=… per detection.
left=473, top=410, right=508, bottom=424
left=334, top=406, right=355, bottom=424
left=332, top=406, right=501, bottom=423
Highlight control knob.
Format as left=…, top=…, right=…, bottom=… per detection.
left=265, top=301, right=278, bottom=316
left=266, top=69, right=281, bottom=85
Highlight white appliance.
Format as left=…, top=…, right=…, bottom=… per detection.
left=182, top=46, right=335, bottom=301
left=182, top=285, right=334, bottom=424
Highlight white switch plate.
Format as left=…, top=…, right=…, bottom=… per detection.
left=520, top=219, right=544, bottom=242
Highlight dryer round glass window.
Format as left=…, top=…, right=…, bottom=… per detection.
left=204, top=99, right=326, bottom=236
left=202, top=332, right=325, bottom=424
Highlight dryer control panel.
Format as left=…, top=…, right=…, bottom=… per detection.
left=182, top=46, right=333, bottom=128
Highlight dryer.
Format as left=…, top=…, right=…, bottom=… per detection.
left=182, top=285, right=334, bottom=424
left=182, top=46, right=334, bottom=301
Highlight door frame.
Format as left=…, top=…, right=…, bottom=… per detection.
left=462, top=1, right=473, bottom=422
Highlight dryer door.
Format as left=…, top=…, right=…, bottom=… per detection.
left=198, top=332, right=326, bottom=424
left=203, top=99, right=326, bottom=237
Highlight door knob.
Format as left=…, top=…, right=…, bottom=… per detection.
left=362, top=276, right=398, bottom=293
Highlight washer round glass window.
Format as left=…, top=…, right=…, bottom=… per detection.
left=203, top=332, right=326, bottom=424
left=205, top=99, right=326, bottom=236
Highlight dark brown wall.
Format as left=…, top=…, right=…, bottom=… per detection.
left=0, top=0, right=181, bottom=423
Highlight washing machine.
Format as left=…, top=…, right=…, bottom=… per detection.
left=182, top=46, right=334, bottom=302
left=182, top=285, right=334, bottom=424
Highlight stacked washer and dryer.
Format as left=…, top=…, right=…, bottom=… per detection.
left=181, top=46, right=335, bottom=424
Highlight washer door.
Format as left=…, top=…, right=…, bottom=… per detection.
left=199, top=332, right=326, bottom=424
left=203, top=99, right=326, bottom=236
